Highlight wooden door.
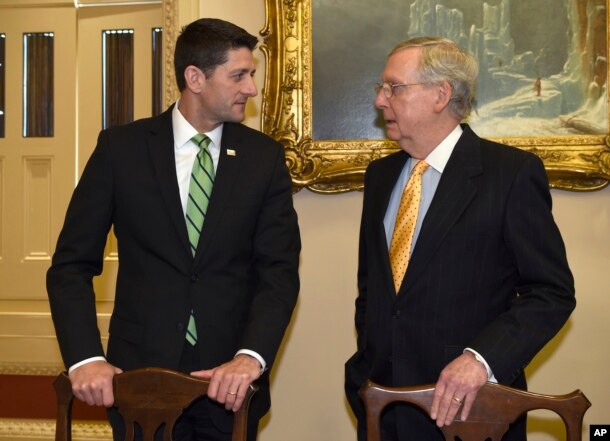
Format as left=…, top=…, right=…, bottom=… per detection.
left=0, top=0, right=162, bottom=373
left=0, top=4, right=77, bottom=366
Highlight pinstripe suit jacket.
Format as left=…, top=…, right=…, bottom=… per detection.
left=345, top=124, right=575, bottom=439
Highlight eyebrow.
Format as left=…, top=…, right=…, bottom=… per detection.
left=230, top=68, right=256, bottom=76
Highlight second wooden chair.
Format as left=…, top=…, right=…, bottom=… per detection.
left=359, top=380, right=591, bottom=441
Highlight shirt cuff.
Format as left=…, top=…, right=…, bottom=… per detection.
left=68, top=356, right=106, bottom=374
left=464, top=348, right=497, bottom=383
left=235, top=349, right=266, bottom=376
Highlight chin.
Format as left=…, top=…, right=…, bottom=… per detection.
left=384, top=129, right=400, bottom=142
left=227, top=113, right=245, bottom=123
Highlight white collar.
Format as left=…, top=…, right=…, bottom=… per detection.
left=423, top=124, right=463, bottom=173
left=172, top=100, right=223, bottom=149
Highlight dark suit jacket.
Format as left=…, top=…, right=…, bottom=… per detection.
left=47, top=106, right=301, bottom=428
left=345, top=125, right=575, bottom=440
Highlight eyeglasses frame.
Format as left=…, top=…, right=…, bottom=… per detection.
left=374, top=81, right=425, bottom=98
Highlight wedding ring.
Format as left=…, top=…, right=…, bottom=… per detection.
left=452, top=396, right=463, bottom=404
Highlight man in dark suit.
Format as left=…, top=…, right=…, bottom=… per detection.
left=47, top=18, right=300, bottom=441
left=345, top=37, right=575, bottom=440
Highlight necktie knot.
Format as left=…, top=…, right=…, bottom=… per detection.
left=191, top=133, right=211, bottom=150
left=412, top=159, right=429, bottom=177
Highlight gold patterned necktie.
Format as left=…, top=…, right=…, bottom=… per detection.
left=389, top=160, right=429, bottom=293
left=184, top=133, right=214, bottom=345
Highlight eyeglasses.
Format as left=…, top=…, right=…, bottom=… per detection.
left=374, top=81, right=424, bottom=98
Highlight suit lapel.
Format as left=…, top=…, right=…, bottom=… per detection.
left=193, top=123, right=242, bottom=266
left=372, top=152, right=410, bottom=295
left=146, top=107, right=192, bottom=255
left=400, top=126, right=483, bottom=293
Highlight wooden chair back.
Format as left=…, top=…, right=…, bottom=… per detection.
left=359, top=381, right=591, bottom=441
left=53, top=367, right=257, bottom=441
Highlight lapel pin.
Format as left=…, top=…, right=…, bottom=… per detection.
left=227, top=149, right=237, bottom=156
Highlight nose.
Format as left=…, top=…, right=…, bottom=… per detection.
left=374, top=89, right=387, bottom=109
left=244, top=75, right=258, bottom=97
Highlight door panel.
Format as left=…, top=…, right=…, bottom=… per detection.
left=77, top=5, right=162, bottom=173
left=0, top=6, right=76, bottom=302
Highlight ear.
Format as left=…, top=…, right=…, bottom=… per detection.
left=434, top=81, right=452, bottom=112
left=183, top=65, right=205, bottom=93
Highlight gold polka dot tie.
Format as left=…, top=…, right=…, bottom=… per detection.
left=389, top=160, right=429, bottom=293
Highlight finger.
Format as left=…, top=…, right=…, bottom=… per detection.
left=206, top=374, right=222, bottom=401
left=217, top=370, right=240, bottom=406
left=436, top=389, right=459, bottom=427
left=101, top=382, right=115, bottom=407
left=223, top=393, right=235, bottom=410
left=436, top=394, right=454, bottom=426
left=217, top=376, right=234, bottom=402
left=225, top=386, right=240, bottom=410
left=191, top=369, right=214, bottom=379
left=430, top=383, right=447, bottom=419
left=443, top=395, right=463, bottom=426
left=460, top=390, right=478, bottom=421
left=74, top=381, right=102, bottom=406
left=73, top=388, right=93, bottom=406
left=222, top=379, right=240, bottom=406
left=231, top=395, right=244, bottom=412
left=230, top=383, right=249, bottom=412
left=90, top=385, right=104, bottom=406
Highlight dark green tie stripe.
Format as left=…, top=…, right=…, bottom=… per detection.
left=187, top=194, right=206, bottom=217
left=186, top=328, right=197, bottom=343
left=191, top=174, right=213, bottom=200
left=185, top=213, right=203, bottom=233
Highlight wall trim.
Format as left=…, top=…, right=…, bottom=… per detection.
left=0, top=361, right=62, bottom=376
left=0, top=418, right=111, bottom=441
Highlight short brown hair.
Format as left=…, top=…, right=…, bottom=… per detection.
left=174, top=18, right=258, bottom=91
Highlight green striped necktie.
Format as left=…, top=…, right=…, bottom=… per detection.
left=184, top=133, right=214, bottom=345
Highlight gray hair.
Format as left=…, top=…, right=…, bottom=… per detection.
left=390, top=37, right=478, bottom=120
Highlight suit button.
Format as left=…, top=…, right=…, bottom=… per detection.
left=393, top=309, right=401, bottom=318
left=190, top=274, right=198, bottom=283
left=177, top=322, right=184, bottom=332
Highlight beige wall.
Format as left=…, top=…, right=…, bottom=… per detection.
left=201, top=1, right=610, bottom=440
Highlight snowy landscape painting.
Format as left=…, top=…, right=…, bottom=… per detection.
left=312, top=0, right=607, bottom=140
left=261, top=0, right=610, bottom=192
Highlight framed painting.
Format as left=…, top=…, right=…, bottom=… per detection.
left=260, top=0, right=610, bottom=193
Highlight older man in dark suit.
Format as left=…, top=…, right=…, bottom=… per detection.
left=345, top=37, right=575, bottom=441
left=47, top=18, right=300, bottom=441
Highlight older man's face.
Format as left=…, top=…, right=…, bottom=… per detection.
left=375, top=47, right=440, bottom=152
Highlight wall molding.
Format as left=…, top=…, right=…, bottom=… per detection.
left=0, top=361, right=62, bottom=376
left=0, top=418, right=111, bottom=441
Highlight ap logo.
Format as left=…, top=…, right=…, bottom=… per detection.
left=592, top=425, right=610, bottom=438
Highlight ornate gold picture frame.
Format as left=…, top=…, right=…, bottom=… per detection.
left=260, top=0, right=610, bottom=193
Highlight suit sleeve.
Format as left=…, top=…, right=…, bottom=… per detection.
left=47, top=130, right=114, bottom=368
left=470, top=154, right=575, bottom=384
left=343, top=164, right=374, bottom=421
left=355, top=166, right=373, bottom=352
left=237, top=144, right=300, bottom=369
